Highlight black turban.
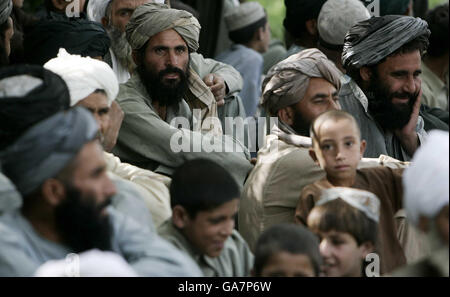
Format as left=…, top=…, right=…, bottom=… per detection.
left=342, top=15, right=430, bottom=69
left=283, top=0, right=326, bottom=38
left=23, top=18, right=111, bottom=66
left=0, top=64, right=70, bottom=150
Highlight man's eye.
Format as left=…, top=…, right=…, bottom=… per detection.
left=155, top=48, right=165, bottom=55
left=120, top=11, right=131, bottom=17
left=176, top=47, right=186, bottom=54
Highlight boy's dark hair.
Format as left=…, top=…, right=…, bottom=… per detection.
left=346, top=35, right=429, bottom=85
left=228, top=16, right=267, bottom=45
left=425, top=3, right=449, bottom=58
left=283, top=0, right=326, bottom=39
left=170, top=159, right=240, bottom=218
left=307, top=198, right=378, bottom=246
left=253, top=223, right=322, bottom=277
left=310, top=110, right=361, bottom=147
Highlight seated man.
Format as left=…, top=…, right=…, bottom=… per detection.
left=239, top=48, right=409, bottom=251
left=340, top=16, right=448, bottom=161
left=252, top=223, right=321, bottom=277
left=44, top=49, right=172, bottom=227
left=216, top=1, right=270, bottom=117
left=114, top=2, right=252, bottom=185
left=158, top=159, right=254, bottom=277
left=0, top=108, right=201, bottom=277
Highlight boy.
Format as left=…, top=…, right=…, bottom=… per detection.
left=307, top=187, right=380, bottom=277
left=295, top=110, right=405, bottom=274
left=252, top=223, right=322, bottom=277
left=158, top=159, right=254, bottom=277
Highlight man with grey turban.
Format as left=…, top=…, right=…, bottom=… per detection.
left=44, top=48, right=174, bottom=228
left=114, top=2, right=252, bottom=186
left=0, top=0, right=13, bottom=66
left=239, top=48, right=409, bottom=251
left=391, top=130, right=449, bottom=277
left=0, top=108, right=202, bottom=277
left=317, top=0, right=371, bottom=73
left=339, top=15, right=448, bottom=162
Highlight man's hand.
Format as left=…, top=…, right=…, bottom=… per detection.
left=103, top=101, right=124, bottom=153
left=394, top=89, right=422, bottom=157
left=203, top=73, right=226, bottom=107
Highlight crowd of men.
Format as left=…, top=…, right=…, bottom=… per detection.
left=0, top=0, right=448, bottom=277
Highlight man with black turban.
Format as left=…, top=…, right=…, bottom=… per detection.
left=340, top=15, right=447, bottom=162
left=23, top=17, right=110, bottom=65
left=283, top=0, right=326, bottom=58
left=0, top=107, right=202, bottom=277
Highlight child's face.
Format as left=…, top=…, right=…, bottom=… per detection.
left=314, top=229, right=369, bottom=277
left=259, top=251, right=316, bottom=277
left=182, top=199, right=239, bottom=258
left=311, top=118, right=365, bottom=183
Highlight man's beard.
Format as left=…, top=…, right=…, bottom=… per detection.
left=367, top=73, right=419, bottom=131
left=107, top=25, right=136, bottom=72
left=137, top=60, right=190, bottom=107
left=54, top=184, right=113, bottom=253
left=291, top=111, right=311, bottom=136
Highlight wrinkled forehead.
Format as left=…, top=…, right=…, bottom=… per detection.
left=112, top=0, right=151, bottom=12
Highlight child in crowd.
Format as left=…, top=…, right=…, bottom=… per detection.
left=252, top=223, right=322, bottom=277
left=158, top=159, right=254, bottom=277
left=307, top=187, right=380, bottom=277
left=295, top=110, right=405, bottom=274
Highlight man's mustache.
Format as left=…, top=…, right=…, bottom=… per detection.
left=158, top=66, right=186, bottom=79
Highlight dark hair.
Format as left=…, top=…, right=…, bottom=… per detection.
left=0, top=18, right=12, bottom=66
left=228, top=16, right=267, bottom=45
left=253, top=224, right=322, bottom=276
left=170, top=159, right=240, bottom=218
left=307, top=198, right=378, bottom=246
left=425, top=3, right=449, bottom=57
left=346, top=36, right=429, bottom=84
left=283, top=0, right=326, bottom=39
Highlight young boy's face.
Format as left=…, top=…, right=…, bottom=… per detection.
left=259, top=251, right=316, bottom=277
left=310, top=118, right=365, bottom=184
left=313, top=229, right=369, bottom=277
left=181, top=199, right=239, bottom=258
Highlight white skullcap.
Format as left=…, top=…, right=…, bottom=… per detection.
left=318, top=0, right=371, bottom=48
left=224, top=1, right=266, bottom=32
left=34, top=249, right=138, bottom=277
left=317, top=187, right=381, bottom=223
left=403, top=130, right=449, bottom=226
left=87, top=0, right=111, bottom=23
left=44, top=48, right=119, bottom=107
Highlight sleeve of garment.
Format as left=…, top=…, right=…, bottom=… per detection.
left=387, top=168, right=405, bottom=213
left=0, top=222, right=40, bottom=277
left=110, top=208, right=203, bottom=277
left=415, top=115, right=428, bottom=149
left=116, top=97, right=252, bottom=185
left=190, top=52, right=243, bottom=94
left=239, top=55, right=263, bottom=117
left=231, top=230, right=254, bottom=277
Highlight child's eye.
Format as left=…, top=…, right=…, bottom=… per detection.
left=321, top=144, right=332, bottom=151
left=345, top=141, right=354, bottom=147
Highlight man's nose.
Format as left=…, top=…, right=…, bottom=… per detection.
left=166, top=50, right=178, bottom=67
left=403, top=76, right=416, bottom=94
left=103, top=175, right=117, bottom=198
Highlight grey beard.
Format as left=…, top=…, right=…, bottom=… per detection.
left=107, top=26, right=136, bottom=72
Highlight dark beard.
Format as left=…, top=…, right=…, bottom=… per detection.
left=54, top=184, right=113, bottom=253
left=106, top=25, right=135, bottom=72
left=136, top=61, right=189, bottom=107
left=367, top=73, right=419, bottom=131
left=291, top=111, right=311, bottom=136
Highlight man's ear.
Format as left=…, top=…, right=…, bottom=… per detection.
left=51, top=0, right=67, bottom=11
left=359, top=241, right=375, bottom=259
left=172, top=205, right=190, bottom=229
left=360, top=67, right=372, bottom=82
left=132, top=51, right=140, bottom=66
left=360, top=139, right=367, bottom=158
left=305, top=19, right=318, bottom=36
left=40, top=178, right=66, bottom=207
left=101, top=16, right=109, bottom=28
left=309, top=148, right=320, bottom=165
left=277, top=107, right=295, bottom=126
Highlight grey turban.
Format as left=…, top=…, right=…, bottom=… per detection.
left=262, top=48, right=342, bottom=115
left=342, top=15, right=430, bottom=69
left=0, top=107, right=99, bottom=196
left=0, top=0, right=12, bottom=24
left=126, top=2, right=201, bottom=52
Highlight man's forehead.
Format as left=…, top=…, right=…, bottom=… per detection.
left=380, top=51, right=422, bottom=71
left=73, top=141, right=106, bottom=173
left=112, top=0, right=151, bottom=10
left=148, top=29, right=187, bottom=47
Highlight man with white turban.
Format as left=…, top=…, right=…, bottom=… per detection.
left=0, top=108, right=202, bottom=277
left=239, top=48, right=409, bottom=252
left=44, top=49, right=173, bottom=227
left=392, top=130, right=449, bottom=276
left=113, top=2, right=252, bottom=186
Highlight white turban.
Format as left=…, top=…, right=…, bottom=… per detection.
left=403, top=130, right=449, bottom=226
left=87, top=0, right=111, bottom=24
left=44, top=48, right=118, bottom=106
